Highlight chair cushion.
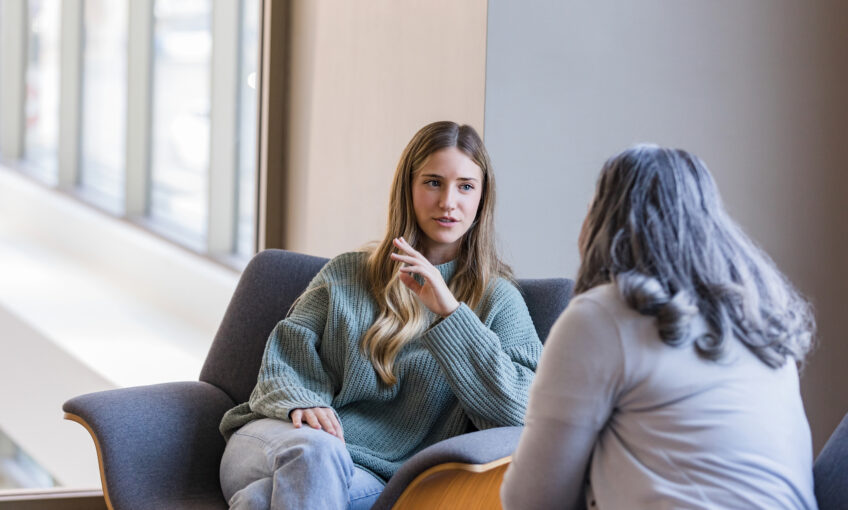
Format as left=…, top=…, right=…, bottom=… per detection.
left=815, top=411, right=848, bottom=509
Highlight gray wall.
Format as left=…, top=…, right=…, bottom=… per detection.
left=485, top=0, right=848, bottom=452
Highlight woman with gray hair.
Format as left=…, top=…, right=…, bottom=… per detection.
left=501, top=145, right=817, bottom=509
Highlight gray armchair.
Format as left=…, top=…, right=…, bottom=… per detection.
left=63, top=249, right=574, bottom=509
left=814, top=412, right=848, bottom=510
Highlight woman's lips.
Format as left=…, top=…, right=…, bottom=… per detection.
left=435, top=217, right=459, bottom=227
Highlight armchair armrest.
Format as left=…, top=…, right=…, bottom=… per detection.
left=815, top=411, right=848, bottom=510
left=373, top=426, right=524, bottom=510
left=63, top=381, right=234, bottom=510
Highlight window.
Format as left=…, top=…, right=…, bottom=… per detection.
left=0, top=1, right=265, bottom=497
left=24, top=0, right=61, bottom=184
left=236, top=0, right=260, bottom=259
left=149, top=0, right=212, bottom=249
left=6, top=0, right=261, bottom=264
left=79, top=0, right=128, bottom=214
left=0, top=427, right=55, bottom=489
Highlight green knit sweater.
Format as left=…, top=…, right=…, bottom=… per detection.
left=219, top=251, right=542, bottom=481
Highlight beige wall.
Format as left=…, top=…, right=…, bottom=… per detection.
left=282, top=0, right=488, bottom=257
left=485, top=0, right=848, bottom=452
left=276, top=0, right=848, bottom=452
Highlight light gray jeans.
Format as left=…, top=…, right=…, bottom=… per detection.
left=220, top=418, right=385, bottom=509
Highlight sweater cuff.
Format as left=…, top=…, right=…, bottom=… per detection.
left=422, top=303, right=500, bottom=356
left=251, top=385, right=329, bottom=421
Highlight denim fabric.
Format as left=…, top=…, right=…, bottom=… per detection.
left=220, top=418, right=384, bottom=509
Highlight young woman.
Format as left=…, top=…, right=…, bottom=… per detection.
left=219, top=121, right=542, bottom=509
left=502, top=145, right=817, bottom=510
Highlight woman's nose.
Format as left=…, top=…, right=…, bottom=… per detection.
left=439, top=188, right=457, bottom=210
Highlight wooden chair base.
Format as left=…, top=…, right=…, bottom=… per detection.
left=392, top=456, right=511, bottom=510
left=64, top=413, right=114, bottom=510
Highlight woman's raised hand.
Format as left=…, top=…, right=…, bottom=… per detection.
left=290, top=407, right=345, bottom=443
left=390, top=237, right=460, bottom=317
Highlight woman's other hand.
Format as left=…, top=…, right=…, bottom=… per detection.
left=290, top=407, right=345, bottom=443
left=390, top=237, right=460, bottom=317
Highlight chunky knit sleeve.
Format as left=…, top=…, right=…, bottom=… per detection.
left=247, top=271, right=337, bottom=421
left=421, top=279, right=542, bottom=429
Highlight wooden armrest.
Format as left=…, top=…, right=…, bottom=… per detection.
left=392, top=456, right=512, bottom=510
left=64, top=412, right=114, bottom=510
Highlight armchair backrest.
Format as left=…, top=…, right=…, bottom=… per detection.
left=814, top=411, right=848, bottom=509
left=201, top=249, right=574, bottom=405
left=201, top=250, right=329, bottom=403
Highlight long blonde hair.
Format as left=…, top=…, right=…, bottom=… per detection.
left=362, top=121, right=511, bottom=385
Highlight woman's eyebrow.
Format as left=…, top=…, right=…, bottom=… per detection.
left=419, top=173, right=479, bottom=182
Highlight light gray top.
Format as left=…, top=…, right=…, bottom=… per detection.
left=502, top=283, right=817, bottom=510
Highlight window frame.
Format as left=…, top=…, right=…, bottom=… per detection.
left=0, top=0, right=269, bottom=270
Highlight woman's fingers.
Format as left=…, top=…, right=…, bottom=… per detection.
left=390, top=252, right=420, bottom=266
left=291, top=409, right=303, bottom=428
left=398, top=272, right=424, bottom=294
left=291, top=408, right=345, bottom=442
left=393, top=237, right=425, bottom=260
left=315, top=409, right=337, bottom=436
left=334, top=417, right=345, bottom=443
left=392, top=243, right=437, bottom=287
left=303, top=409, right=322, bottom=429
left=323, top=410, right=345, bottom=444
left=390, top=250, right=423, bottom=263
left=390, top=236, right=459, bottom=316
left=391, top=250, right=436, bottom=279
left=398, top=264, right=430, bottom=278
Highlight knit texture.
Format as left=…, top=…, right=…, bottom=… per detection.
left=219, top=251, right=541, bottom=480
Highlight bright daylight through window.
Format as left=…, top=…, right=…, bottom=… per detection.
left=0, top=0, right=261, bottom=492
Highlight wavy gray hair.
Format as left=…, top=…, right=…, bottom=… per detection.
left=576, top=145, right=814, bottom=367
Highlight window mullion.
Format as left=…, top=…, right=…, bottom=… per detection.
left=57, top=0, right=82, bottom=190
left=207, top=0, right=240, bottom=255
left=0, top=0, right=27, bottom=159
left=125, top=0, right=153, bottom=218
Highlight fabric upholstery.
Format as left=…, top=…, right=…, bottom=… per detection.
left=518, top=277, right=574, bottom=344
left=814, top=411, right=848, bottom=510
left=200, top=249, right=329, bottom=404
left=63, top=249, right=574, bottom=509
left=63, top=381, right=234, bottom=510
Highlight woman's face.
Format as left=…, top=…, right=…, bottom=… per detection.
left=411, top=147, right=484, bottom=264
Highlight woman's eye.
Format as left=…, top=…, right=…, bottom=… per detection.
left=424, top=180, right=440, bottom=188
left=460, top=183, right=474, bottom=191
